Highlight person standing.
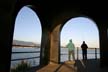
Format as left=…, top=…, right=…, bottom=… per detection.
left=66, top=39, right=75, bottom=61
left=81, top=41, right=88, bottom=60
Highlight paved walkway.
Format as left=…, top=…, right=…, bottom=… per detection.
left=30, top=59, right=108, bottom=72
left=37, top=61, right=76, bottom=72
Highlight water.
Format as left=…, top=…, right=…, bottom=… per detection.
left=60, top=48, right=100, bottom=62
left=10, top=47, right=100, bottom=68
left=11, top=47, right=40, bottom=68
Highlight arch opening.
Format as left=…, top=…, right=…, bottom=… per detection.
left=10, top=6, right=42, bottom=69
left=60, top=17, right=100, bottom=62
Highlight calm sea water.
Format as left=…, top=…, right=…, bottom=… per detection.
left=10, top=47, right=100, bottom=68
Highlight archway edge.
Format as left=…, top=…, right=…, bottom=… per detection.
left=51, top=11, right=99, bottom=32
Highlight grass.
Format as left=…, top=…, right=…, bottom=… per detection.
left=11, top=60, right=31, bottom=72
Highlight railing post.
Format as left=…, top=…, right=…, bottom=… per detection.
left=95, top=48, right=97, bottom=59
left=77, top=47, right=79, bottom=60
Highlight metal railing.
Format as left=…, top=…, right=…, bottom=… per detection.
left=11, top=47, right=100, bottom=62
left=76, top=47, right=99, bottom=60
left=11, top=51, right=40, bottom=61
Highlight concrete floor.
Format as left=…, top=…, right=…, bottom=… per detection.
left=29, top=59, right=108, bottom=72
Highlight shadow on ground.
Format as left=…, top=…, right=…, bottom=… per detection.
left=29, top=59, right=108, bottom=72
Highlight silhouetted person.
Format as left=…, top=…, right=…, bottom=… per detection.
left=66, top=39, right=75, bottom=61
left=81, top=41, right=88, bottom=60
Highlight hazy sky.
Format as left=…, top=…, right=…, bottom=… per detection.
left=13, top=6, right=99, bottom=48
left=60, top=17, right=99, bottom=48
left=13, top=6, right=42, bottom=44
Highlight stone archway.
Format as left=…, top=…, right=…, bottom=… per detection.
left=60, top=17, right=100, bottom=62
left=49, top=10, right=100, bottom=64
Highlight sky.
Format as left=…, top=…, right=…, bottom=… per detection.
left=60, top=17, right=99, bottom=48
left=13, top=6, right=42, bottom=44
left=13, top=6, right=99, bottom=48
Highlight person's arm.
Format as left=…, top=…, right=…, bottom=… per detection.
left=73, top=44, right=75, bottom=48
left=81, top=44, right=82, bottom=48
left=86, top=44, right=88, bottom=48
left=66, top=43, right=69, bottom=48
left=73, top=44, right=75, bottom=50
left=85, top=44, right=88, bottom=49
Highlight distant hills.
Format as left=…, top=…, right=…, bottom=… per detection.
left=12, top=40, right=66, bottom=48
left=12, top=40, right=40, bottom=47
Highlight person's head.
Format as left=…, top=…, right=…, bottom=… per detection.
left=83, top=41, right=85, bottom=44
left=69, top=39, right=72, bottom=43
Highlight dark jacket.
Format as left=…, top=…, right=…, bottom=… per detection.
left=81, top=44, right=88, bottom=50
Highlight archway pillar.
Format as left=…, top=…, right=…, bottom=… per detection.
left=40, top=28, right=51, bottom=66
left=0, top=1, right=15, bottom=71
left=50, top=25, right=61, bottom=64
left=99, top=26, right=108, bottom=67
